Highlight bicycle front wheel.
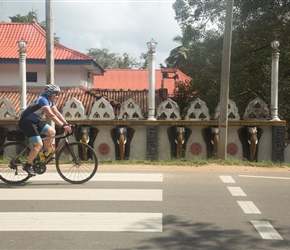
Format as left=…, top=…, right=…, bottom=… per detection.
left=55, top=142, right=98, bottom=184
left=0, top=142, right=31, bottom=184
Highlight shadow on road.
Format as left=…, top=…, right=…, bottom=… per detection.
left=134, top=215, right=290, bottom=250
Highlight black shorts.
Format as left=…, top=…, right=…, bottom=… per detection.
left=18, top=119, right=50, bottom=143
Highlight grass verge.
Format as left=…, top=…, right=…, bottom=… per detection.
left=99, top=158, right=290, bottom=168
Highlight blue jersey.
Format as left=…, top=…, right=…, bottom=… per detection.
left=20, top=96, right=55, bottom=123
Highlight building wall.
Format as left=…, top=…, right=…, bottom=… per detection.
left=0, top=64, right=93, bottom=88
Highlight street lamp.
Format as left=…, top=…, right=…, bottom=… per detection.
left=271, top=40, right=280, bottom=121
left=147, top=38, right=157, bottom=121
left=18, top=38, right=27, bottom=114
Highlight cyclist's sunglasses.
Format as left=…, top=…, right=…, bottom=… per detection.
left=53, top=92, right=60, bottom=96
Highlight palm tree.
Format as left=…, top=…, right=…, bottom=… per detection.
left=165, top=25, right=197, bottom=71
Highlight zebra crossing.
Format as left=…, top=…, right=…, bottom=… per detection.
left=0, top=172, right=163, bottom=232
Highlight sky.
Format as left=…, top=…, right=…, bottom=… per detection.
left=0, top=0, right=181, bottom=68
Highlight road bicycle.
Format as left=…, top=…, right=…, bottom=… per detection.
left=0, top=125, right=98, bottom=185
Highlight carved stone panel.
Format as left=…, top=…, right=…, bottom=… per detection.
left=62, top=97, right=87, bottom=120
left=147, top=125, right=158, bottom=160
left=214, top=99, right=240, bottom=120
left=0, top=97, right=17, bottom=119
left=156, top=98, right=181, bottom=120
left=243, top=97, right=270, bottom=120
left=89, top=97, right=115, bottom=120
left=185, top=98, right=210, bottom=120
left=272, top=126, right=285, bottom=162
left=118, top=98, right=144, bottom=120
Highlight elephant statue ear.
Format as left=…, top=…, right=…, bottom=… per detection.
left=167, top=126, right=176, bottom=145
left=238, top=127, right=246, bottom=143
left=201, top=127, right=209, bottom=142
left=90, top=128, right=99, bottom=141
left=0, top=127, right=8, bottom=147
left=73, top=126, right=82, bottom=142
left=0, top=126, right=8, bottom=137
left=110, top=128, right=116, bottom=142
left=184, top=128, right=192, bottom=143
left=127, top=128, right=136, bottom=143
left=257, top=128, right=263, bottom=140
left=55, top=126, right=62, bottom=136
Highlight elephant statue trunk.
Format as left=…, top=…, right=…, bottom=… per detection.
left=248, top=127, right=258, bottom=162
left=81, top=127, right=90, bottom=160
left=73, top=125, right=99, bottom=160
left=211, top=127, right=219, bottom=158
left=118, top=132, right=127, bottom=160
left=176, top=127, right=185, bottom=159
left=167, top=126, right=192, bottom=159
left=111, top=126, right=135, bottom=160
left=238, top=126, right=263, bottom=162
left=202, top=126, right=219, bottom=159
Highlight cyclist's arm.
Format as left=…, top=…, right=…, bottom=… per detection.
left=51, top=106, right=68, bottom=125
left=42, top=106, right=66, bottom=127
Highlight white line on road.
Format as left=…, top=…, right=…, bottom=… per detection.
left=227, top=187, right=247, bottom=196
left=251, top=220, right=283, bottom=240
left=32, top=173, right=163, bottom=182
left=219, top=175, right=236, bottom=183
left=237, top=201, right=261, bottom=214
left=0, top=212, right=163, bottom=232
left=0, top=189, right=162, bottom=201
left=239, top=175, right=290, bottom=180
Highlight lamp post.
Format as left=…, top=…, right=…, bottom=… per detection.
left=147, top=38, right=157, bottom=121
left=271, top=40, right=280, bottom=121
left=18, top=38, right=27, bottom=114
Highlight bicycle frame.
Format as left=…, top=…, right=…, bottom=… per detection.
left=11, top=131, right=76, bottom=166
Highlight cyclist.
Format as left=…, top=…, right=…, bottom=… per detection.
left=18, top=84, right=71, bottom=176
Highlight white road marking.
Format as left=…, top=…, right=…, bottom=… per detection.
left=251, top=220, right=283, bottom=240
left=239, top=175, right=290, bottom=180
left=219, top=175, right=236, bottom=183
left=227, top=187, right=247, bottom=196
left=0, top=212, right=162, bottom=232
left=237, top=201, right=261, bottom=214
left=0, top=189, right=162, bottom=201
left=33, top=173, right=163, bottom=182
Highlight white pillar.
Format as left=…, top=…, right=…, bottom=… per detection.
left=271, top=40, right=280, bottom=121
left=18, top=39, right=27, bottom=114
left=147, top=39, right=157, bottom=121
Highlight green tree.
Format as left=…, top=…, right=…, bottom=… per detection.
left=9, top=11, right=60, bottom=42
left=171, top=0, right=290, bottom=122
left=87, top=48, right=146, bottom=69
left=165, top=25, right=198, bottom=71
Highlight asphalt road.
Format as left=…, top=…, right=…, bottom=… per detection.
left=0, top=164, right=290, bottom=250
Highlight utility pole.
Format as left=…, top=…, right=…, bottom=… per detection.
left=46, top=0, right=55, bottom=130
left=46, top=0, right=54, bottom=85
left=218, top=0, right=234, bottom=159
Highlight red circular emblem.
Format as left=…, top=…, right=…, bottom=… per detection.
left=98, top=143, right=110, bottom=155
left=190, top=143, right=202, bottom=155
left=227, top=143, right=238, bottom=155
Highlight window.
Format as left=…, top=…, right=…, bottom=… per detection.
left=26, top=72, right=37, bottom=82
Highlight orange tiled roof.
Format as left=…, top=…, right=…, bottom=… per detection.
left=0, top=22, right=105, bottom=75
left=0, top=86, right=165, bottom=118
left=94, top=69, right=191, bottom=95
left=0, top=22, right=95, bottom=60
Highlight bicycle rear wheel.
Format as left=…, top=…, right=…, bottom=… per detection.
left=0, top=142, right=31, bottom=184
left=55, top=142, right=98, bottom=184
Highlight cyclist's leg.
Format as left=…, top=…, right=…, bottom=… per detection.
left=19, top=119, right=43, bottom=175
left=38, top=122, right=55, bottom=155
